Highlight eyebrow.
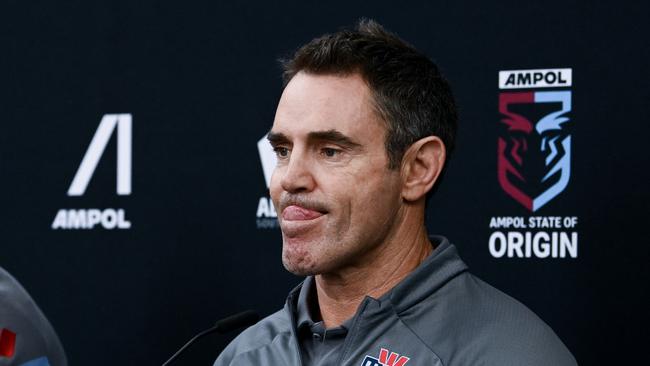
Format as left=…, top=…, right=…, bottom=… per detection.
left=267, top=129, right=362, bottom=149
left=267, top=131, right=290, bottom=146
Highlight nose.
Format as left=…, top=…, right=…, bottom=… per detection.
left=277, top=149, right=316, bottom=193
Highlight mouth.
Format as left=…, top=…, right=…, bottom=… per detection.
left=281, top=205, right=327, bottom=221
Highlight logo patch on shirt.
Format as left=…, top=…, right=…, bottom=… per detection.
left=360, top=347, right=410, bottom=366
left=0, top=328, right=17, bottom=358
left=0, top=328, right=52, bottom=365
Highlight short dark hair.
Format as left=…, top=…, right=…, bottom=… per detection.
left=281, top=19, right=458, bottom=170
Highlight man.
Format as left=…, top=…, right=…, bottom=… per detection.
left=215, top=19, right=576, bottom=366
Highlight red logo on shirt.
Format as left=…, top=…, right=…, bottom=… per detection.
left=361, top=347, right=410, bottom=366
left=0, top=328, right=17, bottom=358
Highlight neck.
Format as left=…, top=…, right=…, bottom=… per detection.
left=314, top=212, right=432, bottom=328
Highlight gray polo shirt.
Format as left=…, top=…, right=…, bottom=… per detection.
left=215, top=237, right=577, bottom=366
left=295, top=276, right=352, bottom=366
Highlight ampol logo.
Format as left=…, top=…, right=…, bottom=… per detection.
left=52, top=114, right=132, bottom=230
left=497, top=68, right=572, bottom=211
left=360, top=348, right=409, bottom=366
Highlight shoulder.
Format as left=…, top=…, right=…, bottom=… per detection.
left=213, top=308, right=291, bottom=366
left=401, top=272, right=577, bottom=366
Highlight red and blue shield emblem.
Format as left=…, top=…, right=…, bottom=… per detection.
left=498, top=91, right=571, bottom=211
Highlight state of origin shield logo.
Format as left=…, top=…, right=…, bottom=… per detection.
left=497, top=89, right=572, bottom=212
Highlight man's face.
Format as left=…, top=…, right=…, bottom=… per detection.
left=269, top=72, right=403, bottom=276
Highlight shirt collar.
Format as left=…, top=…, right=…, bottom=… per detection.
left=386, top=235, right=468, bottom=312
left=295, top=276, right=353, bottom=335
left=296, top=275, right=317, bottom=330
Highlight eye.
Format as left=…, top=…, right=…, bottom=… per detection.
left=273, top=146, right=290, bottom=158
left=321, top=147, right=341, bottom=158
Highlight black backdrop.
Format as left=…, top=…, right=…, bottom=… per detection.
left=1, top=1, right=649, bottom=364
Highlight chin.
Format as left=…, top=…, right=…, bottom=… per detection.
left=282, top=257, right=317, bottom=276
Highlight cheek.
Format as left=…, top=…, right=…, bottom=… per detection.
left=269, top=168, right=283, bottom=202
left=351, top=168, right=401, bottom=218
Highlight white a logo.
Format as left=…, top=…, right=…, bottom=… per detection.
left=68, top=114, right=132, bottom=196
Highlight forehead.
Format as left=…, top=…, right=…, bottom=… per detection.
left=272, top=72, right=385, bottom=140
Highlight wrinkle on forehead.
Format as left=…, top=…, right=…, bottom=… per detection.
left=273, top=72, right=384, bottom=138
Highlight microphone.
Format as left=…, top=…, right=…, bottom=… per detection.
left=162, top=310, right=260, bottom=366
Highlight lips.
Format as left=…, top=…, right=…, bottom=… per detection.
left=282, top=205, right=325, bottom=221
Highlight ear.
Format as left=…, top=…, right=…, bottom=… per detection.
left=400, top=136, right=446, bottom=202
